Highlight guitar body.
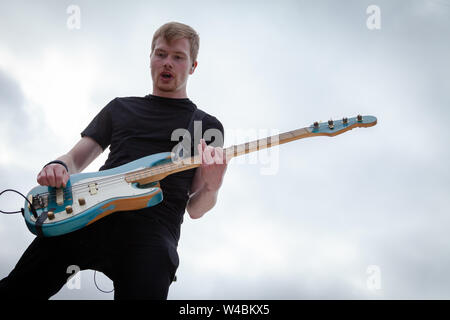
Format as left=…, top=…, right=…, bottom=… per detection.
left=23, top=152, right=173, bottom=237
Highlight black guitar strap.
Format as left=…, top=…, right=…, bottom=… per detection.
left=35, top=211, right=48, bottom=237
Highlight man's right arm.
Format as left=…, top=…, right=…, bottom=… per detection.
left=36, top=136, right=103, bottom=188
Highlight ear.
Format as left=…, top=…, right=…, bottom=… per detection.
left=190, top=61, right=198, bottom=75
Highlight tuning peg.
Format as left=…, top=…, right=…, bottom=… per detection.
left=357, top=114, right=363, bottom=122
left=342, top=117, right=348, bottom=125
left=328, top=119, right=334, bottom=129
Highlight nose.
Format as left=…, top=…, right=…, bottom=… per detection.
left=163, top=57, right=173, bottom=69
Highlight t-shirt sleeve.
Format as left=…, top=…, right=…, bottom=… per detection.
left=80, top=99, right=115, bottom=151
left=203, top=114, right=225, bottom=148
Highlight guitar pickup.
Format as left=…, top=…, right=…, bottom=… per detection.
left=56, top=188, right=64, bottom=206
left=88, top=183, right=98, bottom=195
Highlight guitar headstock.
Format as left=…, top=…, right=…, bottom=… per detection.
left=310, top=115, right=377, bottom=136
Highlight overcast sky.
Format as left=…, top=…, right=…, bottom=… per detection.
left=0, top=0, right=449, bottom=299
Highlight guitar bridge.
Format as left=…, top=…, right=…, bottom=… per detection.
left=32, top=194, right=49, bottom=210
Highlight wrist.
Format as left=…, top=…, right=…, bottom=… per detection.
left=203, top=183, right=219, bottom=194
left=44, top=160, right=69, bottom=173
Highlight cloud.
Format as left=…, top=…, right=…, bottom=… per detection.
left=0, top=69, right=25, bottom=111
left=1, top=0, right=449, bottom=300
left=0, top=69, right=28, bottom=130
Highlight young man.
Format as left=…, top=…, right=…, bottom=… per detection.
left=0, top=22, right=227, bottom=299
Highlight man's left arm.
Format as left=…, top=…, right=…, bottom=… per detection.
left=186, top=138, right=227, bottom=219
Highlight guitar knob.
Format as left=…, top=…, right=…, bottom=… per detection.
left=328, top=119, right=334, bottom=129
left=47, top=211, right=55, bottom=220
left=342, top=117, right=348, bottom=124
left=357, top=114, right=363, bottom=122
left=78, top=198, right=86, bottom=206
left=313, top=121, right=319, bottom=129
left=65, top=205, right=73, bottom=214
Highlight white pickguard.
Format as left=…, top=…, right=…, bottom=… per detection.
left=38, top=174, right=156, bottom=224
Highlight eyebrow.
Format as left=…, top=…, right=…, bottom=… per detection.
left=155, top=48, right=187, bottom=56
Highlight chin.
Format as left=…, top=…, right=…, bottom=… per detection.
left=157, top=85, right=176, bottom=93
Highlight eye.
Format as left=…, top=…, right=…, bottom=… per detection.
left=155, top=51, right=166, bottom=58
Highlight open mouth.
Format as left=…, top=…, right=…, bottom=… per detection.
left=160, top=72, right=173, bottom=80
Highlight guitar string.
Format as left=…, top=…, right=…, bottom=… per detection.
left=32, top=125, right=359, bottom=204
left=39, top=146, right=241, bottom=198
left=36, top=159, right=196, bottom=199
left=37, top=145, right=254, bottom=199
left=44, top=173, right=161, bottom=202
left=40, top=161, right=173, bottom=195
left=30, top=139, right=289, bottom=208
left=37, top=145, right=251, bottom=199
left=29, top=158, right=197, bottom=215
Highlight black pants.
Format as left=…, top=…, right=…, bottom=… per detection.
left=0, top=210, right=179, bottom=299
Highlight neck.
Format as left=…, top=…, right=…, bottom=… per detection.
left=152, top=88, right=188, bottom=99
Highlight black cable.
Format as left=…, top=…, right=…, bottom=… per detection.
left=2, top=188, right=116, bottom=295
left=0, top=189, right=37, bottom=218
left=2, top=189, right=117, bottom=295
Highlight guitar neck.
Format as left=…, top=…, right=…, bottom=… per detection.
left=124, top=115, right=377, bottom=184
left=124, top=126, right=313, bottom=184
left=223, top=126, right=312, bottom=160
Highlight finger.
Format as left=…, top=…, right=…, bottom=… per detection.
left=63, top=170, right=70, bottom=187
left=37, top=170, right=47, bottom=186
left=204, top=146, right=214, bottom=165
left=55, top=166, right=68, bottom=188
left=202, top=147, right=213, bottom=165
left=54, top=167, right=63, bottom=188
left=197, top=142, right=203, bottom=164
left=214, top=147, right=224, bottom=165
left=212, top=147, right=220, bottom=164
left=202, top=148, right=208, bottom=165
left=46, top=167, right=56, bottom=187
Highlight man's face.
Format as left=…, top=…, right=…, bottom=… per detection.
left=150, top=37, right=197, bottom=98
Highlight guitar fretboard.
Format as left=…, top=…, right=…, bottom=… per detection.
left=124, top=126, right=313, bottom=184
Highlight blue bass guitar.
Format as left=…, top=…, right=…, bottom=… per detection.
left=23, top=115, right=377, bottom=237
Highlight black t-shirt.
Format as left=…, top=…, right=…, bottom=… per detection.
left=80, top=95, right=224, bottom=243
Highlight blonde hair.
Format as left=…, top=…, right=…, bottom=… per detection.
left=151, top=22, right=200, bottom=63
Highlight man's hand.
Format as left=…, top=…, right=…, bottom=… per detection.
left=35, top=137, right=103, bottom=189
left=37, top=163, right=70, bottom=188
left=197, top=138, right=227, bottom=192
left=186, top=138, right=227, bottom=219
